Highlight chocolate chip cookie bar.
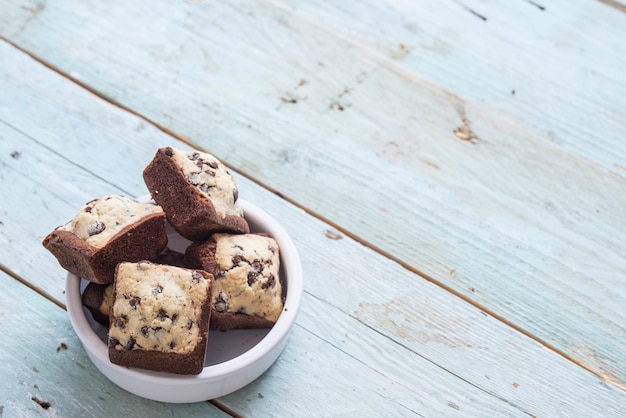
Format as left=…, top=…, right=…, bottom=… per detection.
left=42, top=195, right=168, bottom=284
left=142, top=147, right=249, bottom=241
left=108, top=261, right=213, bottom=375
left=185, top=233, right=283, bottom=331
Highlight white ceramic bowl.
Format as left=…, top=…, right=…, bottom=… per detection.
left=65, top=199, right=303, bottom=403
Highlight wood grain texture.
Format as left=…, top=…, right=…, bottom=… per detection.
left=1, top=41, right=626, bottom=416
left=0, top=271, right=228, bottom=417
left=1, top=0, right=623, bottom=387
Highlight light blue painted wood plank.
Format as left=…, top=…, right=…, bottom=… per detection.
left=272, top=0, right=626, bottom=171
left=2, top=0, right=624, bottom=172
left=1, top=41, right=626, bottom=416
left=0, top=271, right=229, bottom=417
left=1, top=0, right=623, bottom=387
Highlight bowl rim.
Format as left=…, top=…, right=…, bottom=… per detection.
left=65, top=198, right=303, bottom=386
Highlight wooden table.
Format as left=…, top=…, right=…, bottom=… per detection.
left=1, top=0, right=625, bottom=416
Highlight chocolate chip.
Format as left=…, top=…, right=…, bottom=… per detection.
left=171, top=313, right=179, bottom=323
left=115, top=315, right=128, bottom=329
left=129, top=296, right=141, bottom=308
left=164, top=147, right=174, bottom=156
left=141, top=326, right=150, bottom=337
left=207, top=160, right=218, bottom=169
left=169, top=341, right=176, bottom=349
left=199, top=183, right=211, bottom=193
left=192, top=271, right=203, bottom=283
left=215, top=292, right=229, bottom=312
left=262, top=274, right=276, bottom=289
left=204, top=168, right=216, bottom=176
left=216, top=270, right=227, bottom=278
left=187, top=320, right=194, bottom=330
left=157, top=309, right=169, bottom=320
left=232, top=255, right=245, bottom=266
left=251, top=259, right=263, bottom=272
left=188, top=152, right=200, bottom=161
left=233, top=188, right=239, bottom=202
left=87, top=221, right=106, bottom=236
left=124, top=337, right=136, bottom=350
left=248, top=271, right=258, bottom=286
left=84, top=206, right=92, bottom=213
left=152, top=285, right=163, bottom=295
left=268, top=245, right=276, bottom=254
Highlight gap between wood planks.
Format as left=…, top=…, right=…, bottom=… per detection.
left=0, top=263, right=243, bottom=417
left=2, top=36, right=623, bottom=393
left=596, top=0, right=626, bottom=13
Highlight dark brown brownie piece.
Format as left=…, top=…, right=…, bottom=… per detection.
left=42, top=195, right=168, bottom=284
left=152, top=247, right=188, bottom=268
left=185, top=233, right=283, bottom=331
left=82, top=282, right=113, bottom=325
left=108, top=261, right=213, bottom=375
left=142, top=147, right=249, bottom=242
